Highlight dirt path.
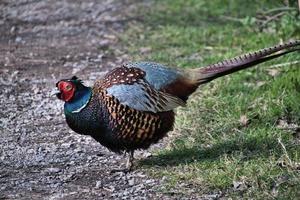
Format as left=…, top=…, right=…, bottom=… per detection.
left=0, top=1, right=178, bottom=199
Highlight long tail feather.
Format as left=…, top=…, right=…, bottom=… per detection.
left=194, top=40, right=300, bottom=84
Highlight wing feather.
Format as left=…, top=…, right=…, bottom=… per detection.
left=94, top=65, right=186, bottom=113
left=105, top=81, right=185, bottom=113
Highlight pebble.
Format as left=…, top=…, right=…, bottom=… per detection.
left=46, top=168, right=61, bottom=173
left=95, top=180, right=102, bottom=188
left=128, top=178, right=135, bottom=186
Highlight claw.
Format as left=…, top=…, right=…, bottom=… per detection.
left=126, top=150, right=134, bottom=171
left=110, top=151, right=135, bottom=174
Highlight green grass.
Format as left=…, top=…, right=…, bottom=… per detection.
left=121, top=0, right=300, bottom=198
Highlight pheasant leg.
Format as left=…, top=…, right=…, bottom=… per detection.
left=126, top=150, right=134, bottom=171
left=110, top=151, right=134, bottom=174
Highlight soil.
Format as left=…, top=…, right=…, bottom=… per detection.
left=0, top=0, right=184, bottom=199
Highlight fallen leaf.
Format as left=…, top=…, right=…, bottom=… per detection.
left=276, top=119, right=298, bottom=129
left=267, top=68, right=280, bottom=77
left=239, top=115, right=249, bottom=126
left=139, top=47, right=151, bottom=54
left=256, top=81, right=266, bottom=87
left=233, top=180, right=248, bottom=191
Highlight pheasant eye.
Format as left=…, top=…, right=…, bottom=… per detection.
left=65, top=84, right=72, bottom=91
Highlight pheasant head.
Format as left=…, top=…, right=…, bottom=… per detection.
left=56, top=76, right=92, bottom=114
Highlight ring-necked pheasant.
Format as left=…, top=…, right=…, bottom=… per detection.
left=55, top=40, right=300, bottom=172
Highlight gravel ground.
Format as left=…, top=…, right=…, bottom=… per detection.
left=0, top=0, right=185, bottom=199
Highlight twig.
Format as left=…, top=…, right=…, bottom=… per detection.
left=268, top=61, right=300, bottom=68
left=260, top=12, right=286, bottom=27
left=277, top=138, right=292, bottom=166
left=220, top=15, right=244, bottom=23
left=258, top=7, right=296, bottom=15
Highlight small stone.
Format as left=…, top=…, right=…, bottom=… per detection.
left=128, top=178, right=135, bottom=186
left=95, top=180, right=102, bottom=188
left=46, top=167, right=61, bottom=173
left=15, top=36, right=22, bottom=43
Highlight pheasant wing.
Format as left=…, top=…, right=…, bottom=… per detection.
left=94, top=66, right=185, bottom=113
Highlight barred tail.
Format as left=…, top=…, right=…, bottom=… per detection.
left=193, top=40, right=300, bottom=85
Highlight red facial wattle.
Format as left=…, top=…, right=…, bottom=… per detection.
left=57, top=81, right=75, bottom=102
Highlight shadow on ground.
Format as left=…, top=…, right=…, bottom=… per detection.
left=139, top=134, right=284, bottom=167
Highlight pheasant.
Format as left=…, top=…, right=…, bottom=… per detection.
left=55, top=40, right=300, bottom=172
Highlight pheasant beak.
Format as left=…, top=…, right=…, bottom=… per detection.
left=55, top=90, right=62, bottom=99
left=53, top=81, right=62, bottom=99
left=51, top=87, right=62, bottom=99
